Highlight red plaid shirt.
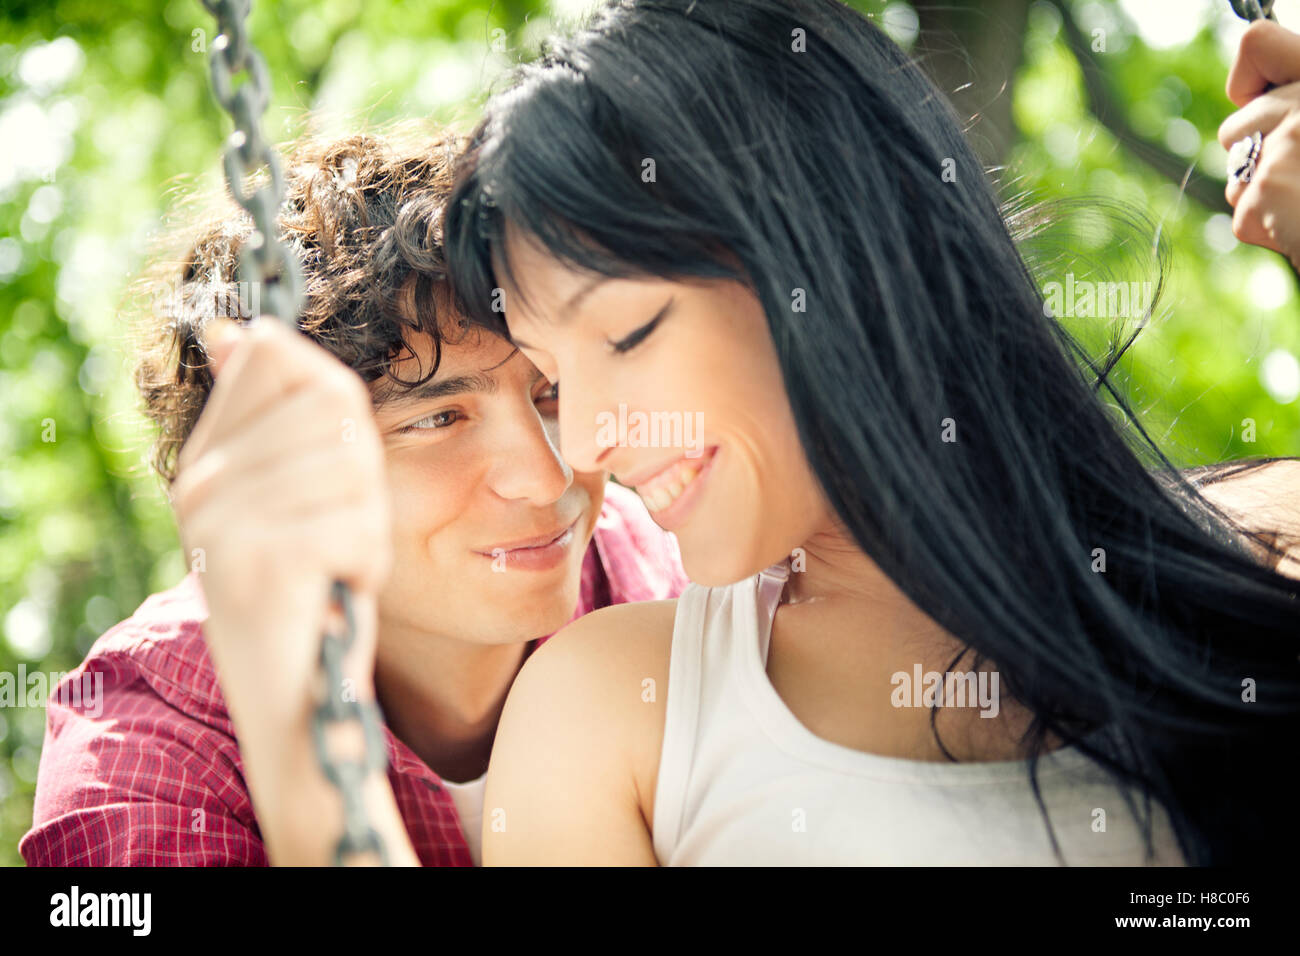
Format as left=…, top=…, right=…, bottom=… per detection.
left=20, top=483, right=686, bottom=866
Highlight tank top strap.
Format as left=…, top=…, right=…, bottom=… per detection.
left=652, top=580, right=710, bottom=860
left=754, top=557, right=791, bottom=664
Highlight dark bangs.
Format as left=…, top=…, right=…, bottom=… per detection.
left=443, top=19, right=765, bottom=335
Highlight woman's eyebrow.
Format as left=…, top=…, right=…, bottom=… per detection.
left=511, top=274, right=609, bottom=349
left=561, top=275, right=608, bottom=315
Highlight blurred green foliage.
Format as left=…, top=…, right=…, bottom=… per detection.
left=1, top=0, right=1296, bottom=866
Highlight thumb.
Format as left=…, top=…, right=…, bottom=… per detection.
left=204, top=318, right=246, bottom=376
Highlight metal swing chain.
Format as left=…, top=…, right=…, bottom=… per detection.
left=198, top=0, right=391, bottom=866
left=1230, top=0, right=1277, bottom=22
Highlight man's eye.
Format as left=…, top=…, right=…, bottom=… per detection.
left=535, top=382, right=560, bottom=404
left=399, top=410, right=462, bottom=433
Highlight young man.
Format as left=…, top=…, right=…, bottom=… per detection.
left=19, top=130, right=687, bottom=866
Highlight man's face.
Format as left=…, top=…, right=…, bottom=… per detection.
left=370, top=317, right=607, bottom=646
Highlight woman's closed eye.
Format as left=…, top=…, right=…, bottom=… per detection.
left=607, top=299, right=673, bottom=354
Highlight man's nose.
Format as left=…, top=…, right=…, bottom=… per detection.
left=486, top=401, right=576, bottom=505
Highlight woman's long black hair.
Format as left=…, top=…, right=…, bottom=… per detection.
left=443, top=0, right=1300, bottom=864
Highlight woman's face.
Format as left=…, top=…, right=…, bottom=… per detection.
left=500, top=227, right=833, bottom=586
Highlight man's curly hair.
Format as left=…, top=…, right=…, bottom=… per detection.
left=134, top=126, right=466, bottom=485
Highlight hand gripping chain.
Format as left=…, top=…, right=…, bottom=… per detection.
left=198, top=0, right=390, bottom=866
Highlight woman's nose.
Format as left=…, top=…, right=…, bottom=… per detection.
left=555, top=372, right=615, bottom=476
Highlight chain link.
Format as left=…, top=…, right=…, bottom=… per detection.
left=1230, top=0, right=1277, bottom=21
left=198, top=0, right=390, bottom=866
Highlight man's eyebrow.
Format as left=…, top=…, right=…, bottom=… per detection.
left=510, top=275, right=607, bottom=351
left=378, top=372, right=499, bottom=408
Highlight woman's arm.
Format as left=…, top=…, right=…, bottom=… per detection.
left=481, top=600, right=677, bottom=866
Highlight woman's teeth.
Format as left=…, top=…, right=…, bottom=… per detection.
left=638, top=458, right=703, bottom=513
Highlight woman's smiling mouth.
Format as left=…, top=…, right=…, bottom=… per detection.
left=621, top=445, right=720, bottom=530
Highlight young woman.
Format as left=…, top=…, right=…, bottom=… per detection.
left=427, top=0, right=1300, bottom=865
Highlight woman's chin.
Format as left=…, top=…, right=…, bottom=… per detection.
left=679, top=542, right=770, bottom=589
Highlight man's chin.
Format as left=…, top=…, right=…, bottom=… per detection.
left=466, top=584, right=583, bottom=645
left=485, top=565, right=582, bottom=607
left=467, top=609, right=578, bottom=645
left=383, top=562, right=583, bottom=645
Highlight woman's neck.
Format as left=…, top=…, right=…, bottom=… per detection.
left=776, top=520, right=1056, bottom=763
left=783, top=519, right=928, bottom=617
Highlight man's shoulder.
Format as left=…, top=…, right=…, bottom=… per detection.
left=20, top=575, right=261, bottom=865
left=72, top=571, right=229, bottom=723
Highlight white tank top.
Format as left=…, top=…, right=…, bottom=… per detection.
left=651, top=559, right=1186, bottom=865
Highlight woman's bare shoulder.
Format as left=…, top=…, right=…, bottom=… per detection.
left=503, top=598, right=680, bottom=821
left=540, top=598, right=679, bottom=665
